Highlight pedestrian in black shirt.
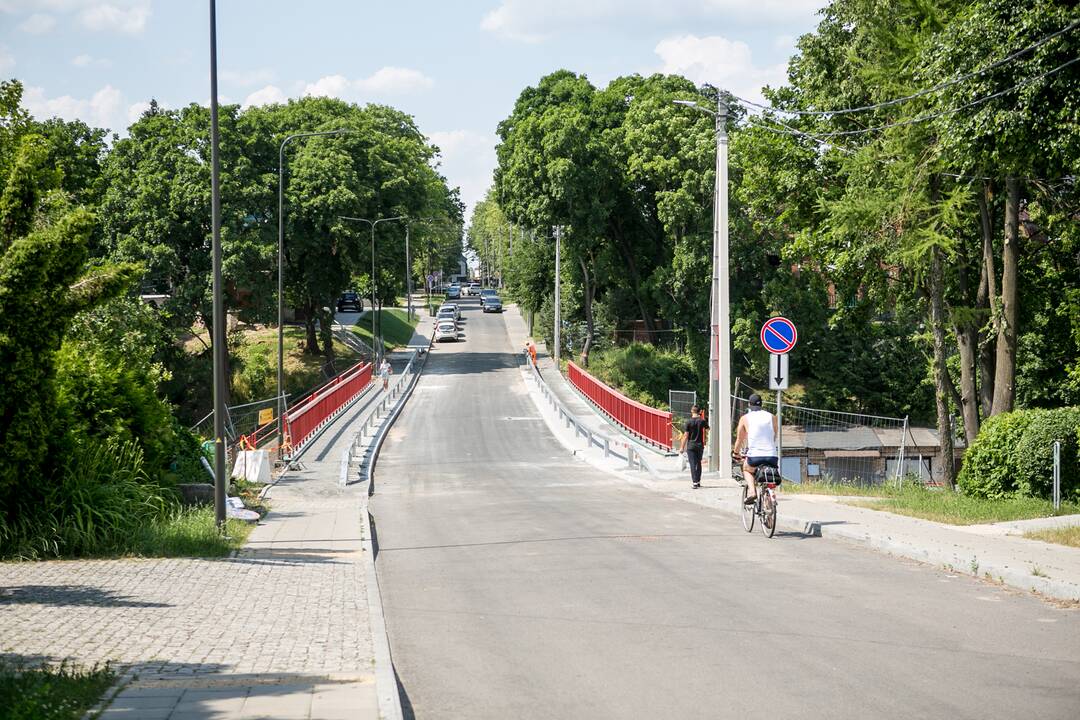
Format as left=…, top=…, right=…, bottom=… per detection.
left=679, top=404, right=708, bottom=488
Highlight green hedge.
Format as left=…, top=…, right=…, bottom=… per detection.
left=584, top=344, right=699, bottom=410
left=958, top=407, right=1080, bottom=501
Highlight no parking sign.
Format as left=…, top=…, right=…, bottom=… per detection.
left=760, top=316, right=797, bottom=354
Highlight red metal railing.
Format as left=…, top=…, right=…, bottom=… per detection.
left=567, top=361, right=673, bottom=449
left=284, top=361, right=373, bottom=454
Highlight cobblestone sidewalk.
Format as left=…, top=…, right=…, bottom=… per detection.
left=0, top=393, right=384, bottom=719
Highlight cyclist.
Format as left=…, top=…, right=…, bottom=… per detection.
left=732, top=393, right=778, bottom=504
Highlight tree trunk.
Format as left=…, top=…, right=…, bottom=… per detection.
left=991, top=176, right=1020, bottom=415
left=303, top=302, right=320, bottom=355
left=320, top=305, right=335, bottom=367
left=977, top=181, right=998, bottom=417
left=578, top=256, right=595, bottom=367
left=952, top=251, right=980, bottom=446
left=929, top=247, right=956, bottom=489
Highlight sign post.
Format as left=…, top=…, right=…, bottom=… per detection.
left=760, top=317, right=797, bottom=479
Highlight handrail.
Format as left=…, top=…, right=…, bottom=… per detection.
left=566, top=361, right=673, bottom=450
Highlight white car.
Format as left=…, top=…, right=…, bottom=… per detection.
left=436, top=307, right=457, bottom=325
left=434, top=320, right=458, bottom=342
left=438, top=302, right=460, bottom=320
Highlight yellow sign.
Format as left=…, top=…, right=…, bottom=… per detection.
left=258, top=408, right=274, bottom=426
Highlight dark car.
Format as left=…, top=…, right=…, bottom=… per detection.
left=336, top=292, right=362, bottom=312
left=482, top=296, right=503, bottom=313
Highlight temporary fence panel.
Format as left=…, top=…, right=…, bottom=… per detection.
left=285, top=361, right=373, bottom=455
left=568, top=361, right=673, bottom=450
left=669, top=390, right=697, bottom=449
left=733, top=379, right=914, bottom=486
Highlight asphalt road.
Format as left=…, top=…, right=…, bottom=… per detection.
left=372, top=297, right=1080, bottom=720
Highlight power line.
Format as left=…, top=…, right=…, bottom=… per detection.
left=735, top=16, right=1080, bottom=118
left=741, top=54, right=1080, bottom=139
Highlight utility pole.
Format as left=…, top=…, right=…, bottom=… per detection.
left=713, top=95, right=731, bottom=476
left=405, top=224, right=412, bottom=321
left=554, top=225, right=561, bottom=368
left=208, top=0, right=227, bottom=528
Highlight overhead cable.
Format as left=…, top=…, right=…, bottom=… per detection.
left=736, top=16, right=1080, bottom=117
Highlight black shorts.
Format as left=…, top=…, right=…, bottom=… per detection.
left=747, top=456, right=778, bottom=468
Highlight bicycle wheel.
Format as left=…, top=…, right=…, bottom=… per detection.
left=760, top=489, right=777, bottom=538
left=741, top=485, right=755, bottom=532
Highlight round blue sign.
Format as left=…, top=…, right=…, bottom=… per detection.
left=760, top=316, right=797, bottom=354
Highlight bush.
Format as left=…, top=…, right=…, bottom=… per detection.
left=956, top=411, right=1033, bottom=498
left=1013, top=407, right=1080, bottom=501
left=958, top=407, right=1080, bottom=501
left=585, top=343, right=699, bottom=409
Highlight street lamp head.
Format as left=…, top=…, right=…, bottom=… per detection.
left=673, top=99, right=698, bottom=108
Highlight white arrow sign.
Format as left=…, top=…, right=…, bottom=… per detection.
left=769, top=352, right=789, bottom=390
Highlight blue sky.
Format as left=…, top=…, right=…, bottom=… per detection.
left=1, top=0, right=829, bottom=217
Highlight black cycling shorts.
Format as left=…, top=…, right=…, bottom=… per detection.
left=747, top=456, right=778, bottom=468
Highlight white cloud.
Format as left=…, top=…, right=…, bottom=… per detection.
left=355, top=67, right=434, bottom=94
left=428, top=129, right=498, bottom=219
left=481, top=0, right=826, bottom=41
left=79, top=2, right=150, bottom=34
left=127, top=100, right=150, bottom=123
left=0, top=48, right=14, bottom=74
left=303, top=67, right=434, bottom=100
left=23, top=83, right=128, bottom=131
left=243, top=84, right=287, bottom=108
left=19, top=12, right=55, bottom=33
left=71, top=52, right=111, bottom=68
left=654, top=34, right=787, bottom=104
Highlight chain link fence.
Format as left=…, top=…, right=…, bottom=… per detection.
left=733, top=380, right=933, bottom=487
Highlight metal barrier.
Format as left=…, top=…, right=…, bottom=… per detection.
left=285, top=361, right=374, bottom=457
left=344, top=349, right=423, bottom=486
left=566, top=361, right=673, bottom=450
left=526, top=355, right=652, bottom=473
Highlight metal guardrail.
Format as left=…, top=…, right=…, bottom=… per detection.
left=524, top=354, right=653, bottom=474
left=341, top=349, right=423, bottom=487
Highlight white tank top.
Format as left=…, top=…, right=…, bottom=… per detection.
left=745, top=409, right=776, bottom=457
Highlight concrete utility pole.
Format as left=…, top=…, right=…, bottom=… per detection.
left=553, top=225, right=561, bottom=368
left=208, top=0, right=227, bottom=528
left=674, top=94, right=731, bottom=475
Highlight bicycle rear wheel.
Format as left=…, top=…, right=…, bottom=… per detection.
left=760, top=489, right=777, bottom=538
left=741, top=485, right=755, bottom=532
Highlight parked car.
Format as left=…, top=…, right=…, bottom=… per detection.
left=467, top=282, right=481, bottom=297
left=479, top=289, right=498, bottom=306
left=436, top=307, right=457, bottom=325
left=336, top=291, right=362, bottom=312
left=482, top=296, right=503, bottom=313
left=434, top=320, right=458, bottom=342
left=446, top=285, right=461, bottom=299
left=438, top=302, right=460, bottom=319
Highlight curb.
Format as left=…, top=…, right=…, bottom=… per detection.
left=357, top=340, right=430, bottom=720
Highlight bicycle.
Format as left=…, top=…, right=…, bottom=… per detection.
left=733, top=454, right=781, bottom=538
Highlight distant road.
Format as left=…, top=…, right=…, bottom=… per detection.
left=373, top=297, right=1080, bottom=720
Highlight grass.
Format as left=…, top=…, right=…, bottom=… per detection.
left=353, top=308, right=420, bottom=352
left=0, top=659, right=114, bottom=720
left=1025, top=525, right=1080, bottom=548
left=184, top=325, right=363, bottom=411
left=128, top=506, right=255, bottom=557
left=782, top=480, right=906, bottom=497
left=846, top=486, right=1080, bottom=525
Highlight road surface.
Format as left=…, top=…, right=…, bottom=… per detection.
left=373, top=297, right=1080, bottom=720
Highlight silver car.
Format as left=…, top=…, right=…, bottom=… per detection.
left=434, top=320, right=458, bottom=342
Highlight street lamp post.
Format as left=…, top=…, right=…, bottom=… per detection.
left=338, top=215, right=406, bottom=366
left=277, top=129, right=349, bottom=455
left=675, top=94, right=731, bottom=476
left=208, top=0, right=227, bottom=527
